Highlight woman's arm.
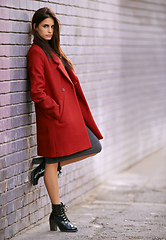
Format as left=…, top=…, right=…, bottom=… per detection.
left=27, top=48, right=61, bottom=120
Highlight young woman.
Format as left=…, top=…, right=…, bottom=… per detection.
left=27, top=7, right=103, bottom=232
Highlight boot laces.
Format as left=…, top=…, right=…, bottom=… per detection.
left=58, top=162, right=62, bottom=177
left=60, top=203, right=70, bottom=222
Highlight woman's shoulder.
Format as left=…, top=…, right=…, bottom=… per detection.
left=27, top=43, right=45, bottom=58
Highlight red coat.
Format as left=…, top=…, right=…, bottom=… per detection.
left=27, top=43, right=103, bottom=157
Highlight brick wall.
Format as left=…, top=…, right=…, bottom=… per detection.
left=0, top=0, right=166, bottom=239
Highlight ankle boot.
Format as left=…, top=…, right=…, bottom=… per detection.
left=31, top=158, right=45, bottom=185
left=49, top=202, right=78, bottom=232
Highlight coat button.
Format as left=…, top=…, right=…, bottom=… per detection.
left=62, top=88, right=65, bottom=92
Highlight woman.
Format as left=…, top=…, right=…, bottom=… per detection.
left=27, top=7, right=103, bottom=232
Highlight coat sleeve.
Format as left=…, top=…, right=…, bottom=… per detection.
left=27, top=48, right=61, bottom=120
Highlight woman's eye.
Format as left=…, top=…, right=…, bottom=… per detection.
left=43, top=24, right=48, bottom=28
left=51, top=25, right=55, bottom=29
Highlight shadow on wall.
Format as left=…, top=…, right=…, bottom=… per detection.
left=26, top=14, right=37, bottom=161
left=8, top=11, right=36, bottom=162
left=9, top=11, right=36, bottom=164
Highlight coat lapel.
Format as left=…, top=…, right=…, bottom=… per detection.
left=57, top=62, right=74, bottom=85
left=53, top=55, right=74, bottom=85
left=33, top=42, right=74, bottom=85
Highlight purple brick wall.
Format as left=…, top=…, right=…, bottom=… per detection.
left=0, top=0, right=166, bottom=239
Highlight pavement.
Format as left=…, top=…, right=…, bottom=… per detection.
left=12, top=147, right=166, bottom=240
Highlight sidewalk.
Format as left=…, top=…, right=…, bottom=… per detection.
left=12, top=147, right=166, bottom=240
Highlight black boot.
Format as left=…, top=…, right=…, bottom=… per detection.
left=31, top=158, right=45, bottom=186
left=32, top=156, right=45, bottom=165
left=31, top=159, right=62, bottom=186
left=49, top=202, right=78, bottom=232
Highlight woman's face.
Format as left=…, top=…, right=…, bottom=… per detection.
left=35, top=17, right=54, bottom=41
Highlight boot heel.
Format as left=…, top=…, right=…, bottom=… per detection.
left=32, top=156, right=44, bottom=165
left=50, top=203, right=78, bottom=232
left=49, top=219, right=57, bottom=231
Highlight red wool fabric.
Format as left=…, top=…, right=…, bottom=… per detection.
left=27, top=44, right=103, bottom=157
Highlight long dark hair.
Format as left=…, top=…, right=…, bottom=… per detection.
left=32, top=7, right=74, bottom=70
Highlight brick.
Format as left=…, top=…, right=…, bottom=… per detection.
left=0, top=216, right=8, bottom=231
left=0, top=33, right=10, bottom=44
left=0, top=70, right=10, bottom=81
left=28, top=135, right=36, bottom=148
left=0, top=157, right=5, bottom=169
left=18, top=171, right=29, bottom=185
left=0, top=0, right=9, bottom=7
left=0, top=192, right=7, bottom=206
left=0, top=7, right=9, bottom=19
left=4, top=150, right=28, bottom=167
left=0, top=118, right=11, bottom=132
left=0, top=57, right=10, bottom=69
left=9, top=9, right=30, bottom=21
left=0, top=230, right=5, bottom=240
left=10, top=21, right=30, bottom=33
left=0, top=33, right=29, bottom=45
left=10, top=103, right=30, bottom=117
left=10, top=80, right=28, bottom=93
left=9, top=127, right=27, bottom=141
left=0, top=205, right=6, bottom=219
left=10, top=45, right=30, bottom=57
left=10, top=92, right=28, bottom=104
left=23, top=192, right=34, bottom=206
left=6, top=185, right=27, bottom=203
left=5, top=165, right=16, bottom=179
left=10, top=115, right=29, bottom=128
left=10, top=69, right=27, bottom=81
left=8, top=209, right=21, bottom=225
left=29, top=146, right=37, bottom=158
left=38, top=205, right=45, bottom=220
left=19, top=0, right=35, bottom=11
left=0, top=106, right=10, bottom=120
left=21, top=204, right=30, bottom=218
left=11, top=138, right=28, bottom=153
left=0, top=21, right=10, bottom=36
left=0, top=0, right=166, bottom=238
left=4, top=222, right=19, bottom=239
left=10, top=57, right=27, bottom=68
left=0, top=142, right=11, bottom=158
left=0, top=45, right=10, bottom=58
left=0, top=81, right=10, bottom=94
left=6, top=177, right=16, bottom=190
left=0, top=181, right=7, bottom=194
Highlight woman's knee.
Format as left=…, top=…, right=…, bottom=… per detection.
left=94, top=141, right=102, bottom=153
left=45, top=162, right=58, bottom=170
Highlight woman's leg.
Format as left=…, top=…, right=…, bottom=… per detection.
left=60, top=153, right=96, bottom=166
left=44, top=162, right=78, bottom=232
left=44, top=162, right=60, bottom=204
left=61, top=131, right=102, bottom=166
left=33, top=130, right=102, bottom=186
left=43, top=156, right=93, bottom=203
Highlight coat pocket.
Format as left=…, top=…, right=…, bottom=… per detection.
left=58, top=99, right=63, bottom=121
